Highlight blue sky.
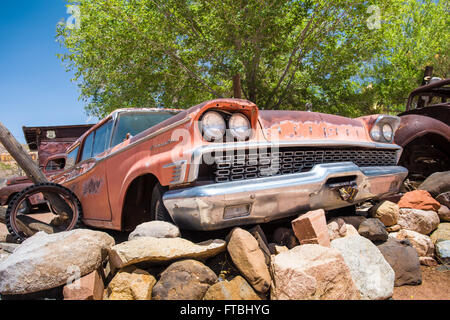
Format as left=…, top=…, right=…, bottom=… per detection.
left=0, top=0, right=95, bottom=144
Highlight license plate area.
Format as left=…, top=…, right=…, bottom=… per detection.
left=326, top=175, right=359, bottom=202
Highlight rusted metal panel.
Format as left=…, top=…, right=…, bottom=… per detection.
left=394, top=114, right=450, bottom=147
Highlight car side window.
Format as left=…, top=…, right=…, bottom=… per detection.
left=92, top=120, right=113, bottom=157
left=45, top=159, right=66, bottom=172
left=81, top=131, right=94, bottom=161
left=66, top=146, right=79, bottom=169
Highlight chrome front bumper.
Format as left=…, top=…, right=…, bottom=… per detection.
left=162, top=162, right=408, bottom=230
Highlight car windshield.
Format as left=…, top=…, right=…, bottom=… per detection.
left=111, top=111, right=178, bottom=147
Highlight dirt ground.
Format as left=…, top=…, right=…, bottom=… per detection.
left=393, top=266, right=450, bottom=300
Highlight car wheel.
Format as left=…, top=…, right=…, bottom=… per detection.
left=17, top=199, right=32, bottom=214
left=150, top=183, right=173, bottom=223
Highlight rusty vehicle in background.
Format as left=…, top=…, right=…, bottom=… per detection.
left=42, top=99, right=408, bottom=233
left=0, top=125, right=93, bottom=211
left=395, top=77, right=450, bottom=180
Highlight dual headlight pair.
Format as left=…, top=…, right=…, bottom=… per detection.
left=370, top=115, right=400, bottom=143
left=200, top=111, right=251, bottom=141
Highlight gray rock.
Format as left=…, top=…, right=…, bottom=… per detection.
left=128, top=221, right=180, bottom=240
left=0, top=230, right=115, bottom=295
left=109, top=237, right=226, bottom=269
left=331, top=235, right=395, bottom=300
left=436, top=192, right=450, bottom=208
left=418, top=171, right=450, bottom=197
left=435, top=240, right=450, bottom=265
left=377, top=238, right=421, bottom=286
left=358, top=218, right=389, bottom=242
left=152, top=259, right=217, bottom=300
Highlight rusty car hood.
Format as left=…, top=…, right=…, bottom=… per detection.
left=257, top=110, right=369, bottom=143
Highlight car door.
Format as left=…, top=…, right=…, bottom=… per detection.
left=63, top=119, right=114, bottom=221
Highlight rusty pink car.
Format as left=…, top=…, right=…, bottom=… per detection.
left=50, top=98, right=408, bottom=232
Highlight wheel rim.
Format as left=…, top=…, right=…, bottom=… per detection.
left=7, top=184, right=81, bottom=242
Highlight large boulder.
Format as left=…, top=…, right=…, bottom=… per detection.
left=106, top=266, right=156, bottom=300
left=418, top=171, right=450, bottom=197
left=330, top=235, right=395, bottom=300
left=109, top=237, right=226, bottom=269
left=430, top=223, right=450, bottom=244
left=227, top=228, right=271, bottom=293
left=369, top=201, right=399, bottom=227
left=152, top=259, right=217, bottom=300
left=128, top=221, right=180, bottom=240
left=435, top=240, right=450, bottom=265
left=395, top=229, right=434, bottom=257
left=398, top=208, right=440, bottom=235
left=270, top=244, right=360, bottom=300
left=377, top=238, right=421, bottom=287
left=438, top=206, right=450, bottom=222
left=291, top=209, right=330, bottom=247
left=203, top=276, right=261, bottom=300
left=358, top=218, right=389, bottom=242
left=0, top=230, right=114, bottom=295
left=398, top=190, right=441, bottom=212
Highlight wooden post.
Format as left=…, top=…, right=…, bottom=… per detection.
left=0, top=122, right=72, bottom=216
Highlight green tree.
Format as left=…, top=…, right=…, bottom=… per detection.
left=57, top=0, right=449, bottom=118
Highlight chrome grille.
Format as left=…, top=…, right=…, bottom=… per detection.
left=201, top=148, right=398, bottom=183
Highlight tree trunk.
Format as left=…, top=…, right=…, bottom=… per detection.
left=232, top=74, right=242, bottom=99
left=0, top=122, right=72, bottom=217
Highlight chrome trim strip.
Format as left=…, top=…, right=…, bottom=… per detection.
left=163, top=160, right=188, bottom=185
left=186, top=140, right=402, bottom=182
left=163, top=163, right=408, bottom=230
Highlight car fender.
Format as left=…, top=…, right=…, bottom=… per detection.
left=394, top=114, right=450, bottom=147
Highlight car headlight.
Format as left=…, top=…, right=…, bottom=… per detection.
left=369, top=115, right=400, bottom=142
left=0, top=179, right=6, bottom=188
left=370, top=125, right=382, bottom=141
left=382, top=123, right=393, bottom=141
left=229, top=113, right=251, bottom=140
left=200, top=111, right=226, bottom=141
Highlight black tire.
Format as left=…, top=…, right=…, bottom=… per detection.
left=7, top=194, right=31, bottom=214
left=5, top=182, right=83, bottom=243
left=150, top=184, right=173, bottom=223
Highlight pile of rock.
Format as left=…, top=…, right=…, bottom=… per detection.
left=0, top=172, right=448, bottom=300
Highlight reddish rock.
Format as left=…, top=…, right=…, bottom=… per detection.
left=63, top=269, right=104, bottom=300
left=398, top=190, right=441, bottom=212
left=291, top=209, right=330, bottom=247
